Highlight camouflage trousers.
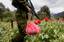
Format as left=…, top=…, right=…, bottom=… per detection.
left=15, top=9, right=28, bottom=42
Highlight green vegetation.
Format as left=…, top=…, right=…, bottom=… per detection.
left=0, top=17, right=64, bottom=42
left=0, top=22, right=19, bottom=42
left=25, top=21, right=64, bottom=42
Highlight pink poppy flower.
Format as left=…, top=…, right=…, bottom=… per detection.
left=25, top=22, right=40, bottom=35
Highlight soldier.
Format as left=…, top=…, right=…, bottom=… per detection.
left=12, top=0, right=32, bottom=42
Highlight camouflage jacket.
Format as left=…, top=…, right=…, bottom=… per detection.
left=12, top=0, right=29, bottom=11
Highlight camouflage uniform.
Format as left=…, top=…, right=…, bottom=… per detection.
left=12, top=0, right=30, bottom=42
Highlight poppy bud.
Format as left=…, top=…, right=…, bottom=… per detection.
left=34, top=19, right=41, bottom=24
left=44, top=17, right=49, bottom=21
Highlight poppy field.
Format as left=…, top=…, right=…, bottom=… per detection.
left=0, top=20, right=64, bottom=42
left=25, top=20, right=64, bottom=42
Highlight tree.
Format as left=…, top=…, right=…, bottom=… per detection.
left=0, top=3, right=5, bottom=21
left=37, top=5, right=51, bottom=20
